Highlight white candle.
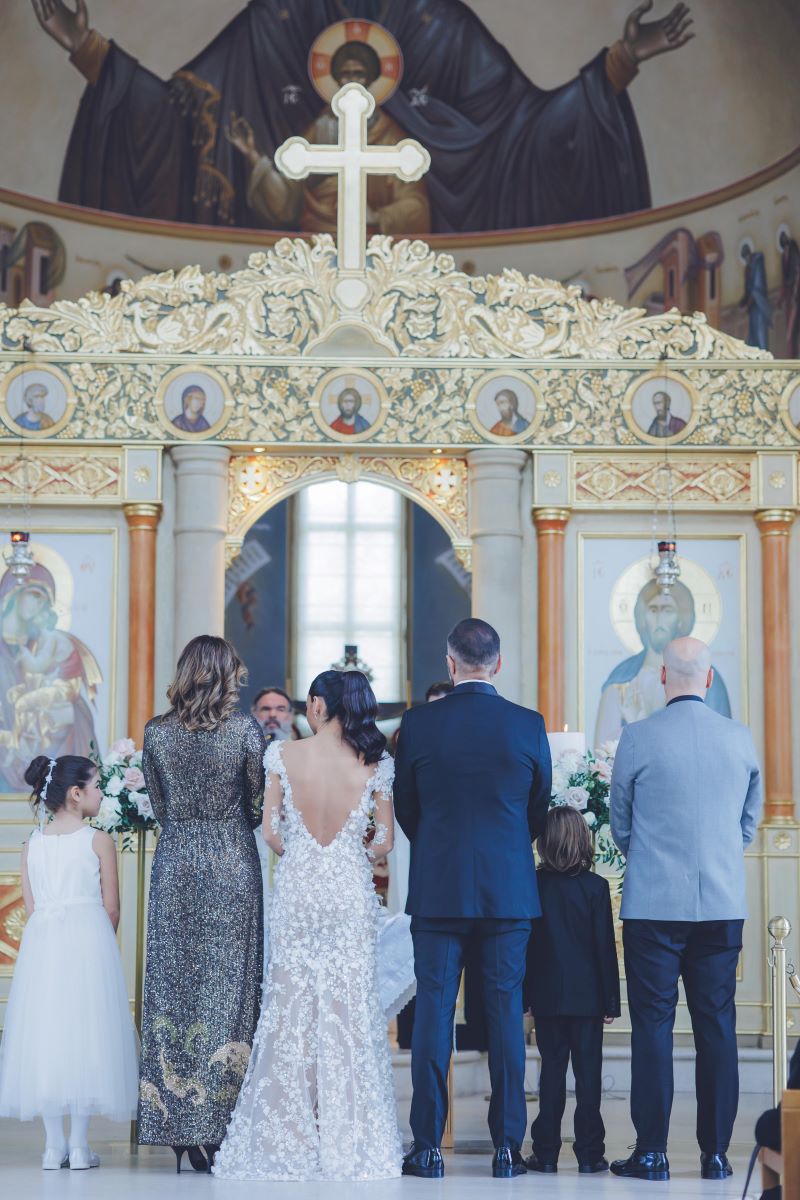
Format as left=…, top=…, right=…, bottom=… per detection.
left=547, top=727, right=587, bottom=761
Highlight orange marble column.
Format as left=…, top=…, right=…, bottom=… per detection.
left=755, top=509, right=796, bottom=823
left=533, top=507, right=570, bottom=731
left=124, top=503, right=162, bottom=748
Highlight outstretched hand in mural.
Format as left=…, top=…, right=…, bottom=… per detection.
left=622, top=0, right=694, bottom=64
left=31, top=0, right=89, bottom=54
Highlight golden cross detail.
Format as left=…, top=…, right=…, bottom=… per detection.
left=274, top=82, right=430, bottom=275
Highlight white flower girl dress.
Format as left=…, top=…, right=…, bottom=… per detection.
left=0, top=826, right=139, bottom=1128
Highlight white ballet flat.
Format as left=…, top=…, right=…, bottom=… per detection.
left=41, top=1147, right=69, bottom=1170
left=69, top=1147, right=100, bottom=1170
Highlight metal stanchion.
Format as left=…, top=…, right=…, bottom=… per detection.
left=767, top=915, right=791, bottom=1105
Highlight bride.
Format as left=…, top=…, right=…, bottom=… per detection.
left=213, top=669, right=406, bottom=1181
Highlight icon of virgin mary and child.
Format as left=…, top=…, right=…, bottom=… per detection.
left=0, top=561, right=101, bottom=792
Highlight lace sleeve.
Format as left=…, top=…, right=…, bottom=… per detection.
left=368, top=752, right=395, bottom=857
left=262, top=740, right=286, bottom=852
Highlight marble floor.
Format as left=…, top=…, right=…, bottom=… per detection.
left=0, top=1089, right=770, bottom=1199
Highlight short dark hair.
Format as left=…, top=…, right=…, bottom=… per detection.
left=252, top=686, right=292, bottom=709
left=537, top=807, right=593, bottom=875
left=447, top=618, right=500, bottom=669
left=425, top=680, right=454, bottom=702
left=331, top=40, right=381, bottom=86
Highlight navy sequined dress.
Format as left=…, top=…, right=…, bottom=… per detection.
left=137, top=711, right=265, bottom=1146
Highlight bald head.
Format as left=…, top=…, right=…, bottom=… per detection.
left=661, top=636, right=713, bottom=701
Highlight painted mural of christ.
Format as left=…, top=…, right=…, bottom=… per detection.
left=32, top=0, right=692, bottom=234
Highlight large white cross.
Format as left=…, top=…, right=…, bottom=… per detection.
left=274, top=82, right=431, bottom=275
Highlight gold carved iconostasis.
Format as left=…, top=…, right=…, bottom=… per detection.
left=0, top=230, right=798, bottom=1046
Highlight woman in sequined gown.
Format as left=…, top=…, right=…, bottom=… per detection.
left=214, top=669, right=404, bottom=1182
left=138, top=636, right=265, bottom=1167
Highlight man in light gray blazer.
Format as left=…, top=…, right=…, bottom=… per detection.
left=609, top=636, right=762, bottom=1184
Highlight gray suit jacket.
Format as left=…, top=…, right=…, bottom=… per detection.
left=610, top=699, right=762, bottom=921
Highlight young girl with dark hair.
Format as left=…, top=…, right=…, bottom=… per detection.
left=525, top=806, right=620, bottom=1175
left=0, top=755, right=138, bottom=1170
left=214, top=669, right=413, bottom=1182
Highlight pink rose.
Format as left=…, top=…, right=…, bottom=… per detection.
left=112, top=737, right=137, bottom=757
left=591, top=759, right=613, bottom=783
left=123, top=766, right=145, bottom=791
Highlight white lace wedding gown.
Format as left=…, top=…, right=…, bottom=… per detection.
left=213, top=742, right=404, bottom=1181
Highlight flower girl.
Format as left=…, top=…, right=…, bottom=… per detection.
left=0, top=755, right=139, bottom=1170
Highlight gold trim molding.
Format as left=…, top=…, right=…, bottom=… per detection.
left=227, top=452, right=470, bottom=568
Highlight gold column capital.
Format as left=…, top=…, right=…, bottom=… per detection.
left=123, top=502, right=162, bottom=529
left=754, top=508, right=796, bottom=534
left=532, top=506, right=571, bottom=530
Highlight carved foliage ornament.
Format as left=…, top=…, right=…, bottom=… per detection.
left=0, top=235, right=769, bottom=362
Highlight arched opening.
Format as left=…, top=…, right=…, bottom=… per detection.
left=224, top=477, right=471, bottom=714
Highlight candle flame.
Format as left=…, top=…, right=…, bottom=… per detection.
left=563, top=724, right=568, bottom=732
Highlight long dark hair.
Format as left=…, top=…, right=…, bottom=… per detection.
left=25, top=755, right=96, bottom=816
left=308, top=670, right=386, bottom=765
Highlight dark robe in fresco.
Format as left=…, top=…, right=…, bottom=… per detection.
left=59, top=0, right=650, bottom=234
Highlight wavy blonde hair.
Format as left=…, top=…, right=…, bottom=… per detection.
left=166, top=636, right=247, bottom=732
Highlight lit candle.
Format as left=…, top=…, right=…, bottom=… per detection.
left=547, top=724, right=587, bottom=761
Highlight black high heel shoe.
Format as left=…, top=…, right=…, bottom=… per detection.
left=203, top=1144, right=220, bottom=1173
left=172, top=1145, right=208, bottom=1173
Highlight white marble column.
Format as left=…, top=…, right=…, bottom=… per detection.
left=467, top=448, right=527, bottom=702
left=172, top=445, right=231, bottom=645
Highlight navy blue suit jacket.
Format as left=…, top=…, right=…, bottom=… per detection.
left=393, top=681, right=552, bottom=919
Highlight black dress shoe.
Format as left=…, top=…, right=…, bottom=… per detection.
left=579, top=1158, right=609, bottom=1174
left=402, top=1146, right=444, bottom=1178
left=701, top=1152, right=732, bottom=1180
left=492, top=1147, right=527, bottom=1178
left=525, top=1152, right=557, bottom=1173
left=610, top=1151, right=670, bottom=1181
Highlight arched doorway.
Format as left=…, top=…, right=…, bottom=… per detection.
left=224, top=477, right=471, bottom=713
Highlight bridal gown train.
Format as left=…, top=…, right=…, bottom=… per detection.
left=213, top=741, right=404, bottom=1181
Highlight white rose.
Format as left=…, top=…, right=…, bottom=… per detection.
left=559, top=751, right=581, bottom=775
left=105, top=774, right=124, bottom=797
left=551, top=766, right=569, bottom=795
left=564, top=786, right=590, bottom=811
left=96, top=796, right=122, bottom=831
left=583, top=810, right=597, bottom=828
left=130, top=791, right=154, bottom=819
left=102, top=751, right=123, bottom=768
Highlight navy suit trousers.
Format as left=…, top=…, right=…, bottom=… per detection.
left=410, top=917, right=531, bottom=1150
left=531, top=1016, right=605, bottom=1164
left=623, top=918, right=743, bottom=1154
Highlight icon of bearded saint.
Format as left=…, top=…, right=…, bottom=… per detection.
left=0, top=561, right=101, bottom=791
left=36, top=0, right=693, bottom=233
left=594, top=578, right=730, bottom=746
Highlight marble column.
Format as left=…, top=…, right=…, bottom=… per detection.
left=755, top=509, right=796, bottom=823
left=532, top=507, right=570, bottom=731
left=123, top=503, right=161, bottom=746
left=172, top=445, right=231, bottom=647
left=467, top=448, right=526, bottom=702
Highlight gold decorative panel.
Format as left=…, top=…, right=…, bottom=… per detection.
left=574, top=456, right=753, bottom=508
left=0, top=450, right=122, bottom=503
left=0, top=873, right=25, bottom=975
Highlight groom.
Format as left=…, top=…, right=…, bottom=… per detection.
left=394, top=618, right=552, bottom=1178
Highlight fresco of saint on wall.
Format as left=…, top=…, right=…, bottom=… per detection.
left=32, top=0, right=693, bottom=234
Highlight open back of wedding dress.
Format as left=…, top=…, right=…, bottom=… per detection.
left=213, top=740, right=404, bottom=1181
